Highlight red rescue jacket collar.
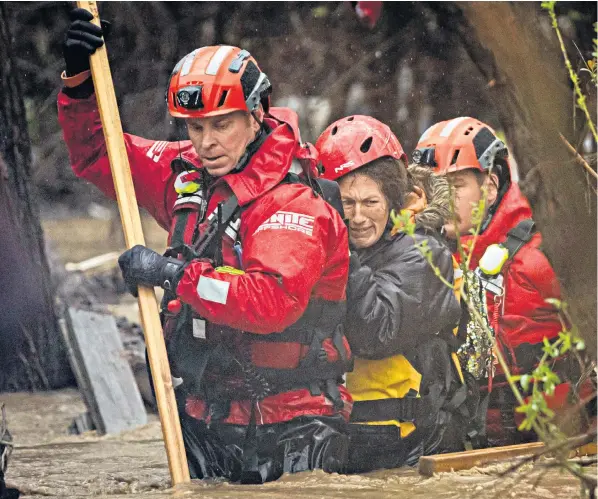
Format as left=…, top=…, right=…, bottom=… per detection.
left=223, top=108, right=304, bottom=206
left=457, top=183, right=534, bottom=268
left=175, top=107, right=316, bottom=207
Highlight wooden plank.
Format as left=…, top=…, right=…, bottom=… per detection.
left=418, top=440, right=597, bottom=476
left=569, top=442, right=597, bottom=458
left=63, top=308, right=147, bottom=434
left=419, top=442, right=545, bottom=476
left=65, top=251, right=119, bottom=273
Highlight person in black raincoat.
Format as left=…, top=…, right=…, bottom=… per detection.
left=316, top=115, right=466, bottom=473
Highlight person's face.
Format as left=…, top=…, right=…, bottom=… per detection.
left=444, top=170, right=497, bottom=239
left=339, top=173, right=389, bottom=249
left=186, top=110, right=261, bottom=176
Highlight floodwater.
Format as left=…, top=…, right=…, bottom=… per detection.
left=2, top=390, right=593, bottom=499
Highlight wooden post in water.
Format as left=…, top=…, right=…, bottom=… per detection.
left=75, top=0, right=190, bottom=485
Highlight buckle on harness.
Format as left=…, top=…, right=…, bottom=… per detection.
left=475, top=268, right=504, bottom=296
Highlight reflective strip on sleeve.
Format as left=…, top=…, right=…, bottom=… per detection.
left=196, top=275, right=230, bottom=304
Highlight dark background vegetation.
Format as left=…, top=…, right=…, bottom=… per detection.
left=8, top=1, right=597, bottom=210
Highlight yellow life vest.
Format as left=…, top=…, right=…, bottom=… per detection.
left=346, top=355, right=421, bottom=437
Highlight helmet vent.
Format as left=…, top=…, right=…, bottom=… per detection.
left=347, top=116, right=354, bottom=121
left=464, top=126, right=474, bottom=136
left=331, top=126, right=338, bottom=136
left=240, top=61, right=261, bottom=99
left=450, top=149, right=460, bottom=165
left=473, top=127, right=496, bottom=159
left=217, top=90, right=229, bottom=107
left=360, top=137, right=373, bottom=153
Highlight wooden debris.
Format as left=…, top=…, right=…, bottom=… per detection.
left=68, top=412, right=95, bottom=435
left=65, top=251, right=120, bottom=273
left=418, top=440, right=597, bottom=476
left=61, top=308, right=147, bottom=435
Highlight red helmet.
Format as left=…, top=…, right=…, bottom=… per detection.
left=167, top=45, right=271, bottom=119
left=413, top=117, right=509, bottom=175
left=316, top=115, right=408, bottom=181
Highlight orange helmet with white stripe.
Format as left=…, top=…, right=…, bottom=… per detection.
left=413, top=117, right=509, bottom=176
left=167, top=45, right=272, bottom=119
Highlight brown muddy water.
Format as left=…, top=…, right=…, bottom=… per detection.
left=7, top=216, right=589, bottom=498
left=2, top=390, right=593, bottom=499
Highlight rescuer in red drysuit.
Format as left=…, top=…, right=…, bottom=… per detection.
left=59, top=8, right=352, bottom=482
left=414, top=117, right=595, bottom=446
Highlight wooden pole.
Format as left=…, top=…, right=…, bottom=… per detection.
left=75, top=0, right=190, bottom=485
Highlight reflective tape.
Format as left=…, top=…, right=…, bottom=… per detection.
left=174, top=194, right=204, bottom=207
left=192, top=318, right=206, bottom=339
left=181, top=49, right=199, bottom=77
left=206, top=46, right=234, bottom=75
left=439, top=117, right=468, bottom=137
left=197, top=275, right=230, bottom=304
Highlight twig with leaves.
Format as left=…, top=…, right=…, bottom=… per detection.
left=394, top=170, right=596, bottom=496
left=542, top=1, right=597, bottom=142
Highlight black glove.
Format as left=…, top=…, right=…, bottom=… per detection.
left=63, top=8, right=110, bottom=76
left=118, top=245, right=183, bottom=297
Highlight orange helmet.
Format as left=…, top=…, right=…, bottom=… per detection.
left=316, top=115, right=407, bottom=181
left=413, top=117, right=509, bottom=175
left=167, top=45, right=271, bottom=119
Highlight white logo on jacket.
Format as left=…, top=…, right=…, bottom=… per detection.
left=254, top=211, right=315, bottom=237
left=146, top=141, right=168, bottom=162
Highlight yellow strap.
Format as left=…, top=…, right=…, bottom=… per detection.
left=214, top=265, right=245, bottom=275
left=451, top=256, right=465, bottom=384
left=452, top=352, right=465, bottom=384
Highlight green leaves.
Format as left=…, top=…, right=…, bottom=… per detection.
left=516, top=389, right=556, bottom=431
left=542, top=337, right=561, bottom=358
left=390, top=209, right=415, bottom=236
left=545, top=297, right=563, bottom=310
left=469, top=198, right=486, bottom=232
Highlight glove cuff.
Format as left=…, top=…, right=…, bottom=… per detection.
left=62, top=77, right=95, bottom=99
left=61, top=69, right=92, bottom=88
left=161, top=258, right=185, bottom=292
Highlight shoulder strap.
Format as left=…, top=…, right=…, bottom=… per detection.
left=314, top=177, right=345, bottom=219
left=504, top=218, right=535, bottom=260
left=281, top=172, right=346, bottom=220
left=193, top=194, right=240, bottom=261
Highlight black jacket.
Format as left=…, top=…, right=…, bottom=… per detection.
left=345, top=226, right=461, bottom=360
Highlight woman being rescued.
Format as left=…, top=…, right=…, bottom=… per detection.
left=316, top=116, right=466, bottom=473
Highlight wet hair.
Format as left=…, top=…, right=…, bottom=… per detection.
left=407, top=164, right=450, bottom=230
left=342, top=157, right=411, bottom=213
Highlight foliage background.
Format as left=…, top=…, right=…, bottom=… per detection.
left=5, top=1, right=596, bottom=212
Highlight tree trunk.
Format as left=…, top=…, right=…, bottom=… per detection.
left=0, top=4, right=73, bottom=390
left=453, top=2, right=597, bottom=359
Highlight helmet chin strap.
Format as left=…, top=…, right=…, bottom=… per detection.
left=479, top=172, right=511, bottom=234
